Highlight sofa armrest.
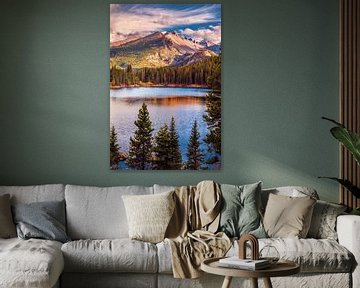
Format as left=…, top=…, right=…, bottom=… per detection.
left=337, top=215, right=360, bottom=288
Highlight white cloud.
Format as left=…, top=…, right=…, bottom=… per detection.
left=180, top=26, right=221, bottom=44
left=110, top=4, right=221, bottom=42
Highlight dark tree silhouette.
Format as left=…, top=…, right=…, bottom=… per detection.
left=110, top=125, right=120, bottom=169
left=168, top=116, right=183, bottom=169
left=127, top=103, right=154, bottom=169
left=186, top=120, right=204, bottom=170
left=153, top=124, right=172, bottom=170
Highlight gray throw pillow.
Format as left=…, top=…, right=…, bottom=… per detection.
left=307, top=200, right=347, bottom=240
left=0, top=194, right=17, bottom=238
left=218, top=182, right=266, bottom=238
left=12, top=200, right=70, bottom=243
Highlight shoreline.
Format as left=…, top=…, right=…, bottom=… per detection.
left=110, top=84, right=209, bottom=89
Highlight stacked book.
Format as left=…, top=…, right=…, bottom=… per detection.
left=218, top=257, right=271, bottom=270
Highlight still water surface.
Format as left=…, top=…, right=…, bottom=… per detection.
left=110, top=87, right=215, bottom=169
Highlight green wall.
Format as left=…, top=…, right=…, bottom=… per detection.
left=0, top=0, right=340, bottom=202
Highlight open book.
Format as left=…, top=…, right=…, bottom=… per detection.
left=218, top=257, right=271, bottom=270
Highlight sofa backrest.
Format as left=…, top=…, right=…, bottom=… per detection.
left=0, top=184, right=65, bottom=204
left=65, top=184, right=153, bottom=240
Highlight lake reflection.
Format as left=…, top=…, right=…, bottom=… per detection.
left=110, top=87, right=214, bottom=168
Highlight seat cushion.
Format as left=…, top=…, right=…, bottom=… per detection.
left=65, top=185, right=153, bottom=239
left=157, top=238, right=354, bottom=274
left=0, top=238, right=64, bottom=288
left=61, top=239, right=158, bottom=273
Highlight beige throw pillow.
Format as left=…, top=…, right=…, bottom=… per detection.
left=122, top=191, right=175, bottom=243
left=0, top=194, right=17, bottom=238
left=263, top=193, right=316, bottom=238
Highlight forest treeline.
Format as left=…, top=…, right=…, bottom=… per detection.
left=110, top=56, right=220, bottom=88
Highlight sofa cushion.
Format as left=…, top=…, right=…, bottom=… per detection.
left=65, top=185, right=153, bottom=239
left=263, top=194, right=316, bottom=238
left=0, top=238, right=64, bottom=288
left=61, top=239, right=158, bottom=273
left=0, top=194, right=16, bottom=238
left=12, top=200, right=70, bottom=243
left=122, top=191, right=175, bottom=243
left=157, top=238, right=353, bottom=274
left=307, top=200, right=347, bottom=240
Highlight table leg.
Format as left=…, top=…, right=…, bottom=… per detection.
left=263, top=277, right=273, bottom=288
left=221, top=276, right=233, bottom=288
left=251, top=278, right=258, bottom=288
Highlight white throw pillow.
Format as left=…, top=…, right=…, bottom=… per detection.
left=122, top=191, right=175, bottom=243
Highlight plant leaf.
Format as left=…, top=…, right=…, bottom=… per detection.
left=330, top=126, right=360, bottom=165
left=318, top=177, right=360, bottom=198
left=322, top=117, right=360, bottom=165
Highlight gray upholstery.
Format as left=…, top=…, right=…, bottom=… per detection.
left=65, top=185, right=153, bottom=239
left=0, top=184, right=65, bottom=204
left=62, top=239, right=158, bottom=273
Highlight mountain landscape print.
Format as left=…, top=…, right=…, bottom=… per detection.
left=110, top=4, right=221, bottom=170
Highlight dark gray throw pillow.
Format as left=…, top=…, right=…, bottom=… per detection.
left=218, top=182, right=266, bottom=238
left=12, top=200, right=70, bottom=243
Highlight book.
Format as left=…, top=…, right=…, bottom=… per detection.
left=218, top=257, right=271, bottom=270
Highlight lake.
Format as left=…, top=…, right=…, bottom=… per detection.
left=110, top=87, right=219, bottom=170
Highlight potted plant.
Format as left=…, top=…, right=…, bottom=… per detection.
left=320, top=117, right=360, bottom=215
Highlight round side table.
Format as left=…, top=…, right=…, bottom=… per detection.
left=201, top=257, right=300, bottom=288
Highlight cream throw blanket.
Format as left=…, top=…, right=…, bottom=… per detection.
left=165, top=181, right=231, bottom=278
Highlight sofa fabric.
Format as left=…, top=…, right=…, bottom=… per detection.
left=65, top=185, right=153, bottom=239
left=0, top=238, right=63, bottom=288
left=0, top=185, right=65, bottom=204
left=61, top=273, right=157, bottom=288
left=61, top=239, right=158, bottom=273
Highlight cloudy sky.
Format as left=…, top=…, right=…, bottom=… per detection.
left=110, top=4, right=221, bottom=44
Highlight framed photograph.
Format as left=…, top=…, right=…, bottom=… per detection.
left=110, top=4, right=221, bottom=170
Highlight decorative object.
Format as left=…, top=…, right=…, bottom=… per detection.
left=238, top=234, right=259, bottom=260
left=109, top=4, right=222, bottom=170
left=263, top=194, right=316, bottom=238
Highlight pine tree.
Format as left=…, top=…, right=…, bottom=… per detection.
left=110, top=125, right=120, bottom=169
left=127, top=103, right=154, bottom=170
left=186, top=120, right=204, bottom=170
left=203, top=92, right=221, bottom=154
left=168, top=116, right=182, bottom=169
left=153, top=124, right=172, bottom=170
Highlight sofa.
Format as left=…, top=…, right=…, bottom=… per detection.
left=0, top=183, right=359, bottom=288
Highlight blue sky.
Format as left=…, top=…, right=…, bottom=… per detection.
left=110, top=4, right=221, bottom=44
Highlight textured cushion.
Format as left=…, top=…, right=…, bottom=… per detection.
left=122, top=191, right=175, bottom=243
left=0, top=238, right=64, bottom=288
left=0, top=184, right=65, bottom=204
left=61, top=239, right=158, bottom=273
left=0, top=194, right=16, bottom=238
left=307, top=200, right=347, bottom=240
left=218, top=182, right=266, bottom=238
left=12, top=200, right=70, bottom=243
left=65, top=185, right=153, bottom=239
left=263, top=194, right=316, bottom=238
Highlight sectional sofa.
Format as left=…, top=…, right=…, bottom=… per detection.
left=0, top=183, right=359, bottom=288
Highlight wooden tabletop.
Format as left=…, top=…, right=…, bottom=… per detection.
left=201, top=257, right=300, bottom=278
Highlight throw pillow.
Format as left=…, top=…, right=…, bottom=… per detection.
left=218, top=182, right=266, bottom=238
left=307, top=200, right=347, bottom=240
left=122, top=191, right=175, bottom=243
left=0, top=194, right=17, bottom=238
left=263, top=193, right=316, bottom=238
left=12, top=200, right=70, bottom=243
